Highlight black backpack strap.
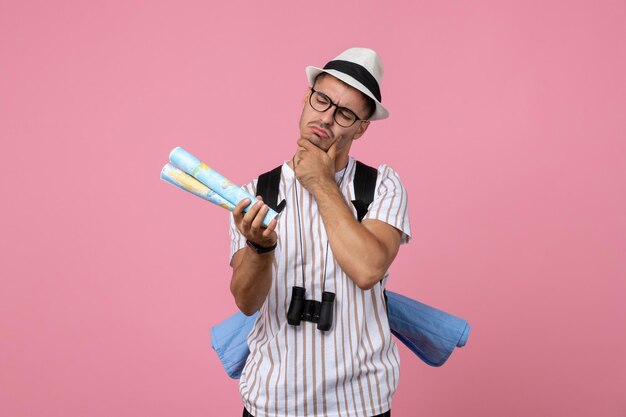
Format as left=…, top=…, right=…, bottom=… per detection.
left=256, top=165, right=286, bottom=213
left=352, top=160, right=378, bottom=222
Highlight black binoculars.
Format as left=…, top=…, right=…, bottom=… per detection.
left=286, top=286, right=335, bottom=331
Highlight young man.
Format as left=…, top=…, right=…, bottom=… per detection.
left=229, top=47, right=411, bottom=417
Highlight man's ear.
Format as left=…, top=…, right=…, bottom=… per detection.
left=302, top=88, right=312, bottom=106
left=352, top=120, right=370, bottom=140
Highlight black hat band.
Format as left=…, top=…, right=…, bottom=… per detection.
left=323, top=60, right=382, bottom=102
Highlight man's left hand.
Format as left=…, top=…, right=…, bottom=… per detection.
left=293, top=138, right=337, bottom=194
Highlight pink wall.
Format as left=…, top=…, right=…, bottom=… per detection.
left=1, top=1, right=624, bottom=416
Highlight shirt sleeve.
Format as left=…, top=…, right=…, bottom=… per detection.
left=362, top=164, right=412, bottom=244
left=228, top=179, right=258, bottom=265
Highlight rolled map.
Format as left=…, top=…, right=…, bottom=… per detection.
left=160, top=163, right=235, bottom=211
left=167, top=147, right=278, bottom=227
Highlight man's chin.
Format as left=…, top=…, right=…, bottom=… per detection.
left=305, top=136, right=332, bottom=151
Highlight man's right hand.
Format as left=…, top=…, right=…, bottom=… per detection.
left=233, top=197, right=278, bottom=249
left=231, top=197, right=278, bottom=315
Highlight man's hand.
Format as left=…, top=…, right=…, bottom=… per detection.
left=233, top=197, right=278, bottom=248
left=293, top=138, right=337, bottom=194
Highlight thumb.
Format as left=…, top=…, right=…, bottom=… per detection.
left=327, top=140, right=338, bottom=160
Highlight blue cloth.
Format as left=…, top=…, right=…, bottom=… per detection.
left=386, top=291, right=470, bottom=367
left=210, top=291, right=471, bottom=378
left=210, top=310, right=259, bottom=379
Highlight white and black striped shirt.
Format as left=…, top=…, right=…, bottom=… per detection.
left=229, top=157, right=411, bottom=417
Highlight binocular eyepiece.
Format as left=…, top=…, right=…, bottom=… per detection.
left=287, top=286, right=335, bottom=331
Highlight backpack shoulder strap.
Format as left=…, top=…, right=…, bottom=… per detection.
left=352, top=160, right=378, bottom=222
left=256, top=165, right=286, bottom=213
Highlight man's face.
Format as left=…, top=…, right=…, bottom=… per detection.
left=298, top=74, right=371, bottom=157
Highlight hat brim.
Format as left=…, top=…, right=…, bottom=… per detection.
left=305, top=66, right=389, bottom=121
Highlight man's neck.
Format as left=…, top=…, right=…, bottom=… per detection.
left=333, top=155, right=350, bottom=173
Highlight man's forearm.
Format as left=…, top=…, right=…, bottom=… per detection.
left=311, top=180, right=396, bottom=289
left=230, top=248, right=274, bottom=315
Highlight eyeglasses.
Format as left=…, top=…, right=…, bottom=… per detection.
left=308, top=88, right=365, bottom=128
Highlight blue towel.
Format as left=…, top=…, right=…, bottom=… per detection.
left=210, top=310, right=259, bottom=379
left=386, top=291, right=470, bottom=367
left=210, top=291, right=470, bottom=378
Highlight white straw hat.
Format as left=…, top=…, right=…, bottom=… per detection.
left=305, top=47, right=389, bottom=120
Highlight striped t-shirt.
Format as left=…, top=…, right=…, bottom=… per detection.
left=229, top=157, right=412, bottom=417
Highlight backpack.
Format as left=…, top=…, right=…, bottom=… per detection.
left=209, top=161, right=471, bottom=378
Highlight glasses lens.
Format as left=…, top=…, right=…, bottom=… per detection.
left=310, top=91, right=331, bottom=112
left=335, top=107, right=357, bottom=127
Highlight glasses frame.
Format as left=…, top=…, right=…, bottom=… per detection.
left=308, top=87, right=366, bottom=128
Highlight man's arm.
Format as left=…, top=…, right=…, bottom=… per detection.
left=294, top=139, right=403, bottom=290
left=229, top=197, right=277, bottom=315
left=313, top=181, right=402, bottom=290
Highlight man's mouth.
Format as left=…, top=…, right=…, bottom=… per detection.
left=310, top=125, right=330, bottom=139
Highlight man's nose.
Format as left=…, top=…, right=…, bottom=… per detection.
left=319, top=105, right=335, bottom=126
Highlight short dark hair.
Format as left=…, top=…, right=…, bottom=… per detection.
left=313, top=73, right=376, bottom=120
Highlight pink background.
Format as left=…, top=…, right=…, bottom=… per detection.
left=1, top=0, right=625, bottom=416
